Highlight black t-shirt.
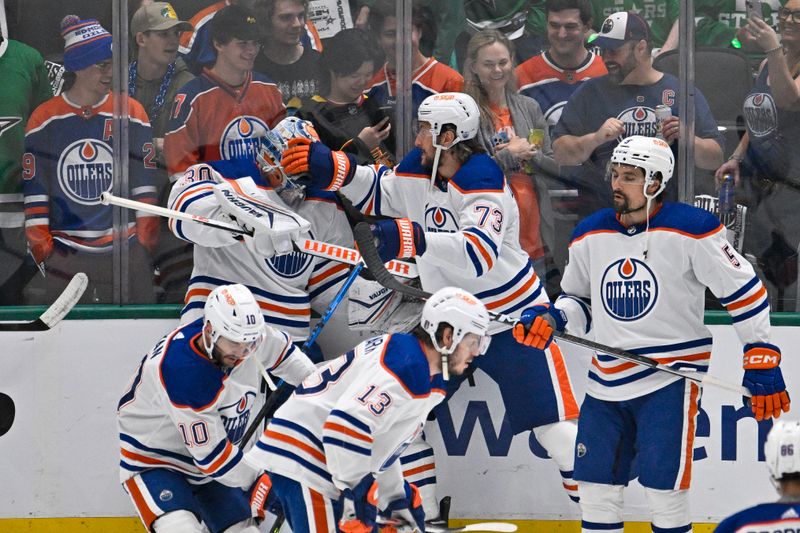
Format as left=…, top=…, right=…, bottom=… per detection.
left=254, top=47, right=321, bottom=105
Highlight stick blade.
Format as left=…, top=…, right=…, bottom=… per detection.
left=38, top=272, right=88, bottom=329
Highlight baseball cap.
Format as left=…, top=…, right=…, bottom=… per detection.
left=131, top=2, right=193, bottom=37
left=211, top=5, right=263, bottom=43
left=589, top=11, right=651, bottom=50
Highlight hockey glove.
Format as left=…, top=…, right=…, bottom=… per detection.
left=249, top=473, right=282, bottom=520
left=379, top=481, right=425, bottom=533
left=369, top=218, right=427, bottom=263
left=339, top=474, right=379, bottom=533
left=742, top=343, right=791, bottom=421
left=513, top=303, right=567, bottom=350
left=281, top=137, right=357, bottom=191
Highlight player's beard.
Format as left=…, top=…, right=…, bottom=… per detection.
left=606, top=54, right=636, bottom=85
left=613, top=192, right=645, bottom=215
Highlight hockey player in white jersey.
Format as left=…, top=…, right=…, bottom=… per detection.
left=117, top=284, right=316, bottom=532
left=714, top=420, right=800, bottom=532
left=280, top=92, right=581, bottom=510
left=515, top=135, right=791, bottom=533
left=244, top=286, right=491, bottom=533
left=167, top=118, right=357, bottom=347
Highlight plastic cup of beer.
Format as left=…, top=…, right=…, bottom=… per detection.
left=528, top=128, right=545, bottom=149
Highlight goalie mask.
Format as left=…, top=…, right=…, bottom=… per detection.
left=258, top=117, right=320, bottom=190
left=610, top=135, right=674, bottom=199
left=421, top=286, right=490, bottom=380
left=203, top=284, right=265, bottom=365
left=764, top=420, right=800, bottom=487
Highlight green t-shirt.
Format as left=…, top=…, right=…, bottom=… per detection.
left=591, top=0, right=681, bottom=48
left=695, top=0, right=786, bottom=48
left=0, top=39, right=53, bottom=226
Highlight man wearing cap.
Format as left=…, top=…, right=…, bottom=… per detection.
left=163, top=4, right=286, bottom=180
left=551, top=10, right=724, bottom=213
left=130, top=2, right=196, bottom=304
left=22, top=15, right=160, bottom=304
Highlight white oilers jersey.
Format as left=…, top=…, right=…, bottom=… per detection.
left=557, top=202, right=772, bottom=401
left=245, top=333, right=446, bottom=502
left=715, top=502, right=800, bottom=532
left=117, top=318, right=315, bottom=487
left=168, top=159, right=354, bottom=340
left=341, top=149, right=549, bottom=328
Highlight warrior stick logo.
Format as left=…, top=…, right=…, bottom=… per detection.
left=601, top=257, right=659, bottom=321
left=0, top=117, right=21, bottom=138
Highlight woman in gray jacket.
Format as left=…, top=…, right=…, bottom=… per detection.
left=463, top=29, right=562, bottom=296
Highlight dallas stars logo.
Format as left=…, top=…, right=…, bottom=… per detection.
left=0, top=117, right=22, bottom=138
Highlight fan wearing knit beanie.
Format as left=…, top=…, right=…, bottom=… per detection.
left=19, top=16, right=161, bottom=304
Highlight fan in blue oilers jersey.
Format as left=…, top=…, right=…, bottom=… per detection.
left=118, top=284, right=317, bottom=533
left=280, top=91, right=582, bottom=512
left=715, top=420, right=800, bottom=533
left=515, top=135, right=791, bottom=533
left=245, top=286, right=491, bottom=533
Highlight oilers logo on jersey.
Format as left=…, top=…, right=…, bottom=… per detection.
left=425, top=205, right=458, bottom=233
left=57, top=139, right=113, bottom=205
left=617, top=106, right=661, bottom=139
left=266, top=249, right=314, bottom=279
left=743, top=92, right=778, bottom=137
left=219, top=116, right=271, bottom=161
left=601, top=257, right=658, bottom=321
left=219, top=390, right=257, bottom=444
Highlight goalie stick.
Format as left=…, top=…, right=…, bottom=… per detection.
left=0, top=272, right=88, bottom=332
left=378, top=519, right=517, bottom=533
left=101, top=192, right=418, bottom=280
left=352, top=222, right=750, bottom=397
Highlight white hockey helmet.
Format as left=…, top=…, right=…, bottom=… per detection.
left=421, top=287, right=491, bottom=379
left=417, top=92, right=480, bottom=150
left=610, top=135, right=674, bottom=198
left=764, top=420, right=800, bottom=484
left=203, top=284, right=266, bottom=357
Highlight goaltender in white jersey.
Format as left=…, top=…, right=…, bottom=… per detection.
left=118, top=284, right=316, bottom=532
left=245, top=287, right=492, bottom=533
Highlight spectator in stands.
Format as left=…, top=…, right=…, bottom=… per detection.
left=516, top=0, right=606, bottom=133
left=22, top=16, right=159, bottom=304
left=130, top=2, right=196, bottom=303
left=163, top=4, right=285, bottom=179
left=714, top=2, right=800, bottom=310
left=253, top=0, right=322, bottom=110
left=590, top=0, right=680, bottom=52
left=296, top=28, right=394, bottom=166
left=0, top=7, right=53, bottom=305
left=178, top=0, right=322, bottom=75
left=552, top=11, right=723, bottom=214
left=464, top=29, right=562, bottom=297
left=365, top=0, right=462, bottom=134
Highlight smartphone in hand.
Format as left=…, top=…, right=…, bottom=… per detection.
left=746, top=0, right=764, bottom=20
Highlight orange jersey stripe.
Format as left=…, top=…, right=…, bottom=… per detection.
left=485, top=272, right=538, bottom=310
left=264, top=429, right=327, bottom=463
left=403, top=463, right=435, bottom=477
left=727, top=286, right=767, bottom=311
left=308, top=263, right=350, bottom=286
left=464, top=232, right=494, bottom=270
left=323, top=421, right=373, bottom=443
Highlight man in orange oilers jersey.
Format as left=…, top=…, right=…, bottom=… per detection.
left=164, top=4, right=285, bottom=181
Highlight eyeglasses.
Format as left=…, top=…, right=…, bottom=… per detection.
left=778, top=7, right=800, bottom=23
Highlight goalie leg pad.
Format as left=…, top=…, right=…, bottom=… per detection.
left=578, top=482, right=623, bottom=533
left=644, top=488, right=691, bottom=531
left=152, top=510, right=208, bottom=532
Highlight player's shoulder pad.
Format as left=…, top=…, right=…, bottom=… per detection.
left=395, top=148, right=428, bottom=176
left=449, top=153, right=505, bottom=193
left=650, top=202, right=722, bottom=236
left=570, top=208, right=619, bottom=242
left=207, top=158, right=265, bottom=184
left=381, top=334, right=432, bottom=397
left=160, top=319, right=225, bottom=410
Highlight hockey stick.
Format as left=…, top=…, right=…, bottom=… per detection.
left=0, top=272, right=88, bottom=332
left=377, top=519, right=516, bottom=533
left=352, top=222, right=750, bottom=397
left=100, top=193, right=418, bottom=280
